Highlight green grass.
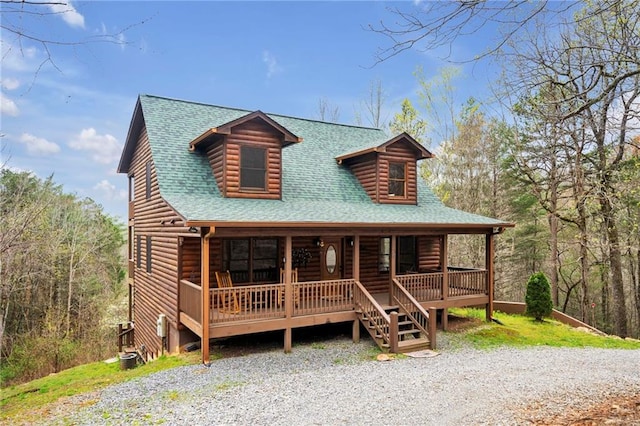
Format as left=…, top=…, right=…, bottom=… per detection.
left=0, top=352, right=199, bottom=423
left=449, top=308, right=640, bottom=350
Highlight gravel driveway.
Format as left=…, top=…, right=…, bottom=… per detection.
left=40, top=336, right=640, bottom=425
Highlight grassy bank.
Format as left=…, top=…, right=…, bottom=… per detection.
left=448, top=308, right=640, bottom=350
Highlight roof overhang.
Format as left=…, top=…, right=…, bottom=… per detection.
left=184, top=220, right=514, bottom=235
left=189, top=110, right=303, bottom=151
left=117, top=97, right=144, bottom=174
left=336, top=132, right=433, bottom=164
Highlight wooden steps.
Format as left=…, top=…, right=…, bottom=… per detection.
left=356, top=304, right=430, bottom=353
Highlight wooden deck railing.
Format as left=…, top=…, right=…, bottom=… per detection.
left=391, top=279, right=435, bottom=349
left=293, top=279, right=355, bottom=316
left=210, top=283, right=286, bottom=323
left=179, top=279, right=202, bottom=324
left=396, top=268, right=488, bottom=302
left=448, top=269, right=487, bottom=297
left=353, top=281, right=394, bottom=351
left=396, top=272, right=444, bottom=301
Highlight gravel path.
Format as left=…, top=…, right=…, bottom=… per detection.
left=39, top=337, right=640, bottom=425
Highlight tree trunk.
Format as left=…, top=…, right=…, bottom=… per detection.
left=601, top=195, right=627, bottom=337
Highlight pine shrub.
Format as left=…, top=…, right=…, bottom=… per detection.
left=525, top=272, right=553, bottom=321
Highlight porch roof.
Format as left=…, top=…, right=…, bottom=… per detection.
left=120, top=95, right=512, bottom=230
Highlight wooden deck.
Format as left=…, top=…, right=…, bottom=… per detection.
left=179, top=269, right=489, bottom=343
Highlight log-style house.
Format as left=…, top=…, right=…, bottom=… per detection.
left=118, top=95, right=513, bottom=363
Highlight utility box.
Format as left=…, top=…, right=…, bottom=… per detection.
left=156, top=314, right=166, bottom=337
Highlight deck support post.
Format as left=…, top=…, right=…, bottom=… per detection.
left=284, top=235, right=292, bottom=353
left=352, top=235, right=360, bottom=344
left=485, top=233, right=495, bottom=322
left=428, top=307, right=437, bottom=350
left=441, top=234, right=449, bottom=302
left=441, top=308, right=448, bottom=331
left=201, top=227, right=213, bottom=364
left=389, top=311, right=399, bottom=353
left=389, top=235, right=397, bottom=305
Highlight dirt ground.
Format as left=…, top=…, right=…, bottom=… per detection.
left=531, top=395, right=640, bottom=425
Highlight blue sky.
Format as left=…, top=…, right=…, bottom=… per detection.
left=1, top=1, right=500, bottom=223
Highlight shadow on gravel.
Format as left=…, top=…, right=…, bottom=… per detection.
left=209, top=323, right=354, bottom=358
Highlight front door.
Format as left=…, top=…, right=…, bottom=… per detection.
left=320, top=238, right=341, bottom=281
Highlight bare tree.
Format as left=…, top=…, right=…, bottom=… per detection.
left=502, top=1, right=640, bottom=336
left=368, top=1, right=616, bottom=64
left=1, top=1, right=147, bottom=84
left=316, top=97, right=340, bottom=123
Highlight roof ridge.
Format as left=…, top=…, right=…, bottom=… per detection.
left=139, top=93, right=384, bottom=132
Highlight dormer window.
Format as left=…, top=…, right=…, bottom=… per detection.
left=240, top=145, right=267, bottom=191
left=388, top=162, right=406, bottom=197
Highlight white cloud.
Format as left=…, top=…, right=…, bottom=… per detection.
left=49, top=1, right=85, bottom=29
left=1, top=93, right=20, bottom=117
left=18, top=133, right=61, bottom=155
left=262, top=50, right=283, bottom=79
left=2, top=78, right=20, bottom=91
left=93, top=179, right=127, bottom=201
left=68, top=128, right=122, bottom=164
left=1, top=39, right=40, bottom=73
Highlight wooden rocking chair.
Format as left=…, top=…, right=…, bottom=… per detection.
left=214, top=270, right=241, bottom=314
left=278, top=268, right=299, bottom=307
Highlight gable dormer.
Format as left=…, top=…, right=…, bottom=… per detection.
left=189, top=111, right=301, bottom=199
left=336, top=133, right=432, bottom=205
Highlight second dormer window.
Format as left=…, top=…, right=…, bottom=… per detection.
left=388, top=162, right=406, bottom=197
left=240, top=146, right=267, bottom=190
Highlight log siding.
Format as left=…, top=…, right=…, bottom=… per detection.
left=129, top=126, right=201, bottom=359
left=344, top=140, right=418, bottom=204
left=210, top=118, right=283, bottom=199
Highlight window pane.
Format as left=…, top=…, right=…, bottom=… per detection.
left=240, top=146, right=266, bottom=189
left=389, top=163, right=405, bottom=179
left=397, top=236, right=416, bottom=273
left=389, top=181, right=405, bottom=196
left=253, top=239, right=278, bottom=281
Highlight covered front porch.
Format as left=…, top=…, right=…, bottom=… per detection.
left=177, top=229, right=497, bottom=362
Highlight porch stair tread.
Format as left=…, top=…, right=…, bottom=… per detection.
left=397, top=337, right=430, bottom=352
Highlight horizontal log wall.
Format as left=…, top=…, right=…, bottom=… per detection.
left=206, top=142, right=225, bottom=194
left=418, top=236, right=441, bottom=271
left=378, top=142, right=418, bottom=205
left=130, top=126, right=197, bottom=358
left=348, top=154, right=378, bottom=202
left=224, top=119, right=282, bottom=199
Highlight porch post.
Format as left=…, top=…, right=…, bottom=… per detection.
left=352, top=235, right=360, bottom=343
left=201, top=227, right=211, bottom=364
left=284, top=235, right=292, bottom=353
left=441, top=234, right=449, bottom=331
left=389, top=235, right=397, bottom=305
left=485, top=233, right=495, bottom=321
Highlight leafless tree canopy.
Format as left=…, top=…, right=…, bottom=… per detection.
left=369, top=1, right=604, bottom=64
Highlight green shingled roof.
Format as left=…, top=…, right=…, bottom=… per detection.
left=126, top=94, right=509, bottom=228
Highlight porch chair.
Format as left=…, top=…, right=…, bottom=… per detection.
left=278, top=268, right=299, bottom=307
left=214, top=270, right=241, bottom=314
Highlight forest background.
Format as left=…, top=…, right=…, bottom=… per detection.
left=1, top=0, right=638, bottom=385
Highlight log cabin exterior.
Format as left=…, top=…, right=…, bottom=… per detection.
left=118, top=95, right=513, bottom=363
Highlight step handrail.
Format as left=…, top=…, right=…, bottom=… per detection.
left=353, top=280, right=395, bottom=350
left=391, top=278, right=435, bottom=349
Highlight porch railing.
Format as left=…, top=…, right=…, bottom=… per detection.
left=353, top=280, right=394, bottom=351
left=396, top=272, right=444, bottom=301
left=391, top=279, right=435, bottom=349
left=448, top=269, right=487, bottom=297
left=179, top=279, right=201, bottom=323
left=293, top=279, right=355, bottom=316
left=210, top=283, right=286, bottom=323
left=395, top=268, right=488, bottom=302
